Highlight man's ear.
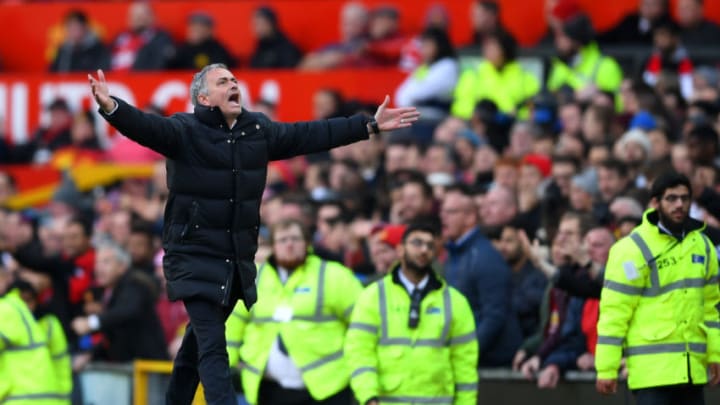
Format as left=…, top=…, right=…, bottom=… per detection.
left=649, top=197, right=659, bottom=209
left=197, top=94, right=210, bottom=106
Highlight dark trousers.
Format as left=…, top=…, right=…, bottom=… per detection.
left=166, top=298, right=236, bottom=405
left=258, top=379, right=353, bottom=405
left=633, top=384, right=705, bottom=405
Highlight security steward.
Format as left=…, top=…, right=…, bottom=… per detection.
left=0, top=270, right=67, bottom=404
left=596, top=171, right=720, bottom=404
left=226, top=219, right=362, bottom=405
left=344, top=222, right=478, bottom=405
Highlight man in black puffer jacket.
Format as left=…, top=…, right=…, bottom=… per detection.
left=88, top=64, right=419, bottom=405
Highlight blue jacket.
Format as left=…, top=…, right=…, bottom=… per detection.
left=444, top=228, right=523, bottom=366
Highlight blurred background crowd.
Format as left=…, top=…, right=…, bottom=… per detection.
left=2, top=0, right=720, bottom=402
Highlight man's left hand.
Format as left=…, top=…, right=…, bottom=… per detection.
left=709, top=363, right=720, bottom=386
left=374, top=95, right=420, bottom=132
left=72, top=317, right=91, bottom=335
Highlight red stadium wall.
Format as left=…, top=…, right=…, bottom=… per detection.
left=0, top=69, right=406, bottom=144
left=1, top=0, right=719, bottom=73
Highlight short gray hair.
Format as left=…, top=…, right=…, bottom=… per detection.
left=96, top=241, right=132, bottom=269
left=190, top=63, right=228, bottom=106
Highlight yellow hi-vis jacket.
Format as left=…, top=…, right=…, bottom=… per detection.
left=0, top=289, right=68, bottom=404
left=547, top=42, right=623, bottom=94
left=38, top=314, right=72, bottom=404
left=225, top=255, right=362, bottom=404
left=451, top=60, right=539, bottom=119
left=596, top=209, right=720, bottom=389
left=344, top=267, right=478, bottom=405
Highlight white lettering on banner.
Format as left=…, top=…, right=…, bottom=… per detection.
left=0, top=77, right=286, bottom=145
left=11, top=83, right=28, bottom=144
left=150, top=80, right=189, bottom=112
left=0, top=84, right=7, bottom=139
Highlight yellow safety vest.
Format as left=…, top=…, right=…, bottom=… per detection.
left=596, top=209, right=720, bottom=389
left=37, top=314, right=72, bottom=403
left=547, top=42, right=623, bottom=94
left=344, top=269, right=479, bottom=405
left=225, top=255, right=362, bottom=404
left=451, top=60, right=539, bottom=119
left=0, top=289, right=68, bottom=404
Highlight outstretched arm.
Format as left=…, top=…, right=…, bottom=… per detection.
left=88, top=69, right=183, bottom=157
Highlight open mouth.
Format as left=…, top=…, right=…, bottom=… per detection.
left=228, top=93, right=240, bottom=105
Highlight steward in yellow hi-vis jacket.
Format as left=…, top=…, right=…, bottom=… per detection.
left=0, top=283, right=68, bottom=405
left=226, top=219, right=362, bottom=405
left=596, top=172, right=720, bottom=404
left=345, top=222, right=478, bottom=405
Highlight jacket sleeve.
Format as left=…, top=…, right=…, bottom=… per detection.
left=266, top=114, right=369, bottom=161
left=327, top=263, right=363, bottom=324
left=448, top=290, right=479, bottom=405
left=344, top=285, right=381, bottom=405
left=702, top=234, right=720, bottom=363
left=555, top=264, right=603, bottom=299
left=98, top=278, right=151, bottom=330
left=474, top=251, right=513, bottom=351
left=514, top=269, right=548, bottom=319
left=595, top=241, right=646, bottom=380
left=225, top=301, right=250, bottom=367
left=450, top=68, right=477, bottom=119
left=99, top=96, right=184, bottom=158
left=596, top=57, right=623, bottom=93
left=520, top=283, right=552, bottom=354
left=541, top=298, right=587, bottom=372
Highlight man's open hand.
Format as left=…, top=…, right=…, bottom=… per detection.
left=87, top=69, right=116, bottom=113
left=374, top=95, right=420, bottom=132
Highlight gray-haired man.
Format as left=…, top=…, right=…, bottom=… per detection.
left=88, top=65, right=420, bottom=405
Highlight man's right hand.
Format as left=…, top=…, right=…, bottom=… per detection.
left=521, top=355, right=541, bottom=380
left=596, top=378, right=617, bottom=395
left=88, top=69, right=116, bottom=113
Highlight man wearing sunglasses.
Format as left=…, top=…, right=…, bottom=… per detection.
left=345, top=221, right=478, bottom=405
left=596, top=171, right=720, bottom=404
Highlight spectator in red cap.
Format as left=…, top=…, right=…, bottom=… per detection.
left=367, top=223, right=406, bottom=284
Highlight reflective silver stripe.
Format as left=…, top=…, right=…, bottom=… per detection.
left=709, top=275, right=719, bottom=284
left=351, top=367, right=377, bottom=378
left=455, top=382, right=477, bottom=391
left=702, top=234, right=711, bottom=277
left=448, top=331, right=475, bottom=345
left=243, top=363, right=262, bottom=375
left=689, top=343, right=707, bottom=353
left=315, top=260, right=327, bottom=317
left=706, top=321, right=720, bottom=329
left=11, top=302, right=36, bottom=345
left=5, top=393, right=71, bottom=400
left=46, top=319, right=53, bottom=341
left=52, top=350, right=70, bottom=360
left=298, top=350, right=343, bottom=372
left=604, top=280, right=644, bottom=295
left=379, top=396, right=453, bottom=404
left=252, top=317, right=274, bottom=323
left=343, top=305, right=354, bottom=320
left=624, top=343, right=706, bottom=356
left=378, top=337, right=445, bottom=347
left=440, top=287, right=451, bottom=343
left=227, top=340, right=243, bottom=348
left=597, top=335, right=624, bottom=346
left=349, top=322, right=377, bottom=333
left=630, top=233, right=659, bottom=290
left=378, top=279, right=388, bottom=339
left=5, top=342, right=45, bottom=352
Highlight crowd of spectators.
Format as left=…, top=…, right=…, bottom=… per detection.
left=3, top=0, right=720, bottom=401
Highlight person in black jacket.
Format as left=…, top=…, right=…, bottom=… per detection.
left=87, top=63, right=419, bottom=405
left=71, top=242, right=168, bottom=362
left=249, top=6, right=303, bottom=69
left=50, top=9, right=111, bottom=73
left=170, top=12, right=236, bottom=71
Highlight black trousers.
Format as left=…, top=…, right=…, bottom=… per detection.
left=166, top=298, right=237, bottom=405
left=633, top=384, right=705, bottom=405
left=258, top=379, right=353, bottom=405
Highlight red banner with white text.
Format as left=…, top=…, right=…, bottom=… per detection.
left=0, top=69, right=407, bottom=145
